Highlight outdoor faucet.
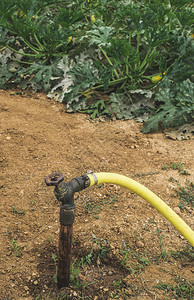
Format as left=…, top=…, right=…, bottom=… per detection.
left=45, top=172, right=90, bottom=288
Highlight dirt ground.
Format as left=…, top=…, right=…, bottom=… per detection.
left=0, top=89, right=193, bottom=300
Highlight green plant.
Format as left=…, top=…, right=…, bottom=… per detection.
left=174, top=277, right=194, bottom=299
left=168, top=177, right=178, bottom=183
left=0, top=0, right=193, bottom=129
left=154, top=277, right=194, bottom=299
left=154, top=282, right=175, bottom=293
left=10, top=238, right=22, bottom=257
left=174, top=180, right=194, bottom=209
left=92, top=234, right=110, bottom=260
left=85, top=201, right=101, bottom=219
left=169, top=162, right=189, bottom=175
left=48, top=235, right=53, bottom=243
left=149, top=221, right=170, bottom=261
left=81, top=99, right=110, bottom=119
left=85, top=248, right=94, bottom=265
left=142, top=79, right=194, bottom=133
left=171, top=245, right=194, bottom=262
left=162, top=162, right=190, bottom=175
left=11, top=206, right=26, bottom=215
left=109, top=89, right=154, bottom=120
left=0, top=0, right=83, bottom=63
left=109, top=279, right=124, bottom=299
left=162, top=164, right=169, bottom=171
left=35, top=291, right=67, bottom=300
left=70, top=258, right=82, bottom=289
left=51, top=253, right=58, bottom=284
left=70, top=257, right=95, bottom=298
left=119, top=242, right=151, bottom=274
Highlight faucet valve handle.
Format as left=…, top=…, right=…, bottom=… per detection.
left=45, top=172, right=64, bottom=186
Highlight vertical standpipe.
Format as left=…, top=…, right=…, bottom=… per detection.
left=45, top=173, right=90, bottom=288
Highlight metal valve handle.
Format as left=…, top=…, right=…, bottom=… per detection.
left=45, top=172, right=64, bottom=186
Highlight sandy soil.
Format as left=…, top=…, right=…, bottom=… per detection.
left=0, top=89, right=193, bottom=300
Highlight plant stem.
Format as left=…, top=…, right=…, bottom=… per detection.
left=99, top=46, right=120, bottom=79
left=85, top=76, right=129, bottom=93
left=5, top=44, right=37, bottom=57
left=11, top=58, right=33, bottom=65
left=140, top=47, right=156, bottom=71
left=33, top=33, right=45, bottom=51
left=22, top=38, right=41, bottom=54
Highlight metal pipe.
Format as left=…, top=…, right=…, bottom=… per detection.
left=45, top=172, right=89, bottom=288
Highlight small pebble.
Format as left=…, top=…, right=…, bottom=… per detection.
left=136, top=241, right=145, bottom=248
left=107, top=271, right=113, bottom=276
left=174, top=207, right=181, bottom=214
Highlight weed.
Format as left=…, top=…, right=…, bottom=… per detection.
left=168, top=177, right=178, bottom=183
left=171, top=245, right=194, bottom=262
left=70, top=257, right=95, bottom=298
left=162, top=165, right=169, bottom=171
left=119, top=242, right=132, bottom=269
left=51, top=253, right=58, bottom=284
left=154, top=277, right=194, bottom=299
left=30, top=199, right=35, bottom=205
left=119, top=242, right=151, bottom=274
left=11, top=206, right=26, bottom=215
left=10, top=238, right=22, bottom=257
left=174, top=277, right=194, bottom=299
left=84, top=235, right=110, bottom=272
left=113, top=279, right=123, bottom=289
left=92, top=235, right=110, bottom=260
left=85, top=248, right=94, bottom=265
left=154, top=282, right=175, bottom=293
left=96, top=184, right=104, bottom=189
left=102, top=195, right=118, bottom=206
left=162, top=162, right=190, bottom=175
left=109, top=279, right=123, bottom=298
left=174, top=180, right=194, bottom=210
left=35, top=291, right=67, bottom=300
left=70, top=258, right=82, bottom=289
left=170, top=162, right=190, bottom=175
left=149, top=221, right=170, bottom=261
left=109, top=195, right=117, bottom=205
left=85, top=199, right=101, bottom=219
left=48, top=235, right=53, bottom=243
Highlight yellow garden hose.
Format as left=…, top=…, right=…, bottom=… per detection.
left=87, top=172, right=194, bottom=246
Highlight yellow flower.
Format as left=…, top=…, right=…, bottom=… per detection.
left=151, top=72, right=165, bottom=83
left=67, top=36, right=72, bottom=43
left=190, top=33, right=194, bottom=38
left=90, top=14, right=96, bottom=23
left=18, top=10, right=24, bottom=17
left=18, top=10, right=35, bottom=20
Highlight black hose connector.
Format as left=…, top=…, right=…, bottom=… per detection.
left=54, top=175, right=90, bottom=208
left=45, top=173, right=90, bottom=225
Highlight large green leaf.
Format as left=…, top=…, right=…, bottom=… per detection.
left=142, top=79, right=194, bottom=133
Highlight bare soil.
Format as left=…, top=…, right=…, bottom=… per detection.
left=0, top=89, right=193, bottom=300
